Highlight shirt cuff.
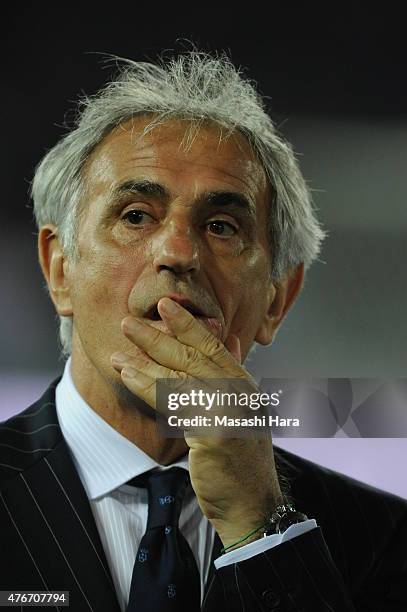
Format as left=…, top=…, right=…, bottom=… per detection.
left=214, top=519, right=317, bottom=569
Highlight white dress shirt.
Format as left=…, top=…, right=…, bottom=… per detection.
left=55, top=357, right=316, bottom=611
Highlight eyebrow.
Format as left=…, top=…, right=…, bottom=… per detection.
left=112, top=179, right=170, bottom=200
left=203, top=191, right=256, bottom=219
left=100, top=180, right=169, bottom=225
left=102, top=178, right=257, bottom=223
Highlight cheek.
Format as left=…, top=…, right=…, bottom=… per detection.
left=69, top=251, right=145, bottom=358
left=221, top=249, right=270, bottom=325
left=70, top=246, right=144, bottom=317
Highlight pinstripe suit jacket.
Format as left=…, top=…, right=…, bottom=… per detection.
left=1, top=378, right=407, bottom=611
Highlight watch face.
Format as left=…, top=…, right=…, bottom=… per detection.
left=278, top=511, right=308, bottom=533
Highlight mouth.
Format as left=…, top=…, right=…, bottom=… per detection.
left=145, top=300, right=206, bottom=321
left=143, top=297, right=223, bottom=339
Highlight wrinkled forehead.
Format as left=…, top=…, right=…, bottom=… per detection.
left=81, top=115, right=269, bottom=199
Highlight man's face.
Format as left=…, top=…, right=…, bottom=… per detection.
left=65, top=117, right=276, bottom=386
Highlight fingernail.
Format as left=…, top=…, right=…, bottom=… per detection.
left=122, top=367, right=138, bottom=379
left=160, top=298, right=180, bottom=315
left=122, top=317, right=144, bottom=332
left=111, top=352, right=129, bottom=365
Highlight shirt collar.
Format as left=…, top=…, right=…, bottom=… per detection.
left=55, top=357, right=189, bottom=500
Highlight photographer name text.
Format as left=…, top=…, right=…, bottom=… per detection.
left=167, top=415, right=300, bottom=428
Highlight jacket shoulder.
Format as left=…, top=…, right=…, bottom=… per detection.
left=0, top=378, right=62, bottom=484
left=277, top=445, right=407, bottom=517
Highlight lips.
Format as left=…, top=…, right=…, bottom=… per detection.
left=145, top=299, right=206, bottom=320
left=143, top=295, right=223, bottom=339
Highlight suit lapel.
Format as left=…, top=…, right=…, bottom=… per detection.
left=5, top=379, right=270, bottom=610
left=1, top=382, right=120, bottom=611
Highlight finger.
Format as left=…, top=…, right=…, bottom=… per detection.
left=224, top=334, right=241, bottom=364
left=111, top=350, right=172, bottom=380
left=121, top=316, right=223, bottom=376
left=119, top=364, right=200, bottom=419
left=157, top=298, right=243, bottom=372
left=120, top=367, right=157, bottom=411
left=112, top=354, right=182, bottom=415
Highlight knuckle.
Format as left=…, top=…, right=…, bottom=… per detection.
left=182, top=315, right=196, bottom=334
left=149, top=328, right=162, bottom=349
left=195, top=332, right=214, bottom=354
left=207, top=337, right=225, bottom=359
left=184, top=345, right=201, bottom=367
left=145, top=380, right=156, bottom=398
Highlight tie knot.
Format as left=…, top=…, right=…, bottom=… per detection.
left=129, top=467, right=190, bottom=529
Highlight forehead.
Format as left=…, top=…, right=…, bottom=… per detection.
left=83, top=116, right=268, bottom=199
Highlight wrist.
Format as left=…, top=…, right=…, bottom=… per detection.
left=215, top=513, right=271, bottom=552
left=221, top=525, right=266, bottom=552
left=212, top=488, right=284, bottom=551
left=216, top=499, right=308, bottom=553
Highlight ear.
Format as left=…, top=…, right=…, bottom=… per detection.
left=255, top=263, right=304, bottom=346
left=38, top=224, right=73, bottom=316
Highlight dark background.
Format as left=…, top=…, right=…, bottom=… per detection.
left=1, top=5, right=406, bottom=496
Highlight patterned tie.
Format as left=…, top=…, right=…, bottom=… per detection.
left=126, top=467, right=201, bottom=612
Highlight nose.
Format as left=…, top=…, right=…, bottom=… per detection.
left=152, top=218, right=200, bottom=276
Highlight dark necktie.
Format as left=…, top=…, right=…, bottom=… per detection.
left=126, top=467, right=201, bottom=612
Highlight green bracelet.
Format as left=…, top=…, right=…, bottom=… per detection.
left=220, top=523, right=267, bottom=554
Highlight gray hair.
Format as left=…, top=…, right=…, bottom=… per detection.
left=31, top=51, right=326, bottom=357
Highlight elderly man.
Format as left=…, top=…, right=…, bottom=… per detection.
left=1, top=52, right=406, bottom=611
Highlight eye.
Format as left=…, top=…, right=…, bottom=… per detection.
left=207, top=220, right=237, bottom=237
left=122, top=209, right=155, bottom=226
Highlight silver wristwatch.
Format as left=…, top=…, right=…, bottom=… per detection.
left=263, top=502, right=308, bottom=537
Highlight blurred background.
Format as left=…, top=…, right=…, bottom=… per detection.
left=1, top=6, right=406, bottom=495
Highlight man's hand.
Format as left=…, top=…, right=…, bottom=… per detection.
left=111, top=297, right=283, bottom=549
